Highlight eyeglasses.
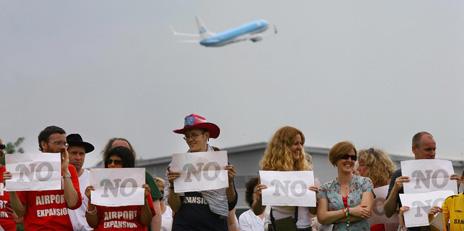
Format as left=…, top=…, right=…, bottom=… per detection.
left=339, top=154, right=357, bottom=161
left=0, top=144, right=5, bottom=150
left=183, top=132, right=203, bottom=141
left=50, top=140, right=67, bottom=146
left=105, top=159, right=123, bottom=165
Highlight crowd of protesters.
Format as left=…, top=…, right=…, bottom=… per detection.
left=1, top=114, right=464, bottom=231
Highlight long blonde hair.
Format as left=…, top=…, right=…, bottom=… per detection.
left=260, top=126, right=312, bottom=171
left=358, top=148, right=395, bottom=187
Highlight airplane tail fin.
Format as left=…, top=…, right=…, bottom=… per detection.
left=195, top=16, right=212, bottom=39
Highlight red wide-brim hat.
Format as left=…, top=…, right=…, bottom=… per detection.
left=173, top=114, right=220, bottom=139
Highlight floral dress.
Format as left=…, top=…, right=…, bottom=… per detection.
left=318, top=175, right=374, bottom=231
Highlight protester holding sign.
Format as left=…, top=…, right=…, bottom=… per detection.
left=154, top=177, right=173, bottom=231
left=252, top=126, right=316, bottom=231
left=3, top=126, right=82, bottom=230
left=85, top=146, right=155, bottom=230
left=383, top=132, right=460, bottom=231
left=102, top=137, right=163, bottom=231
left=317, top=141, right=374, bottom=231
left=0, top=138, right=19, bottom=231
left=357, top=148, right=397, bottom=231
left=167, top=114, right=238, bottom=231
left=239, top=177, right=268, bottom=231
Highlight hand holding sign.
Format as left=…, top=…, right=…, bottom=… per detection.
left=60, top=148, right=69, bottom=173
left=428, top=206, right=441, bottom=216
left=3, top=172, right=11, bottom=181
left=85, top=185, right=95, bottom=200
left=225, top=164, right=236, bottom=183
left=393, top=176, right=410, bottom=191
left=144, top=184, right=151, bottom=197
left=253, top=184, right=267, bottom=198
left=167, top=168, right=181, bottom=185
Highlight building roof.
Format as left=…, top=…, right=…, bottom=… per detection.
left=94, top=142, right=464, bottom=168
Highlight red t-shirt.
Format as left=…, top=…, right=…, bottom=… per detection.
left=370, top=224, right=386, bottom=231
left=0, top=166, right=16, bottom=231
left=94, top=193, right=155, bottom=231
left=17, top=164, right=82, bottom=231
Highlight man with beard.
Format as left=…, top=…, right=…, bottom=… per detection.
left=4, top=126, right=82, bottom=230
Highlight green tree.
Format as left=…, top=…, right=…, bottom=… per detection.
left=4, top=137, right=25, bottom=154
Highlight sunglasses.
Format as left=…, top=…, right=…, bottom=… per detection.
left=0, top=144, right=5, bottom=150
left=105, top=159, right=123, bottom=165
left=339, top=154, right=357, bottom=161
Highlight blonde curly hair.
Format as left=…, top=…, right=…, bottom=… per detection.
left=260, top=126, right=312, bottom=171
left=358, top=148, right=395, bottom=187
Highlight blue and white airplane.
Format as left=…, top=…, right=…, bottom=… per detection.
left=172, top=17, right=276, bottom=47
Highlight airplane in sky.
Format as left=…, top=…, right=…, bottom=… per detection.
left=171, top=17, right=276, bottom=47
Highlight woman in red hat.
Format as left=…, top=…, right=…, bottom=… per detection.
left=167, top=114, right=237, bottom=231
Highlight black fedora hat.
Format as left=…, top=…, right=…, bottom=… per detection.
left=66, top=134, right=94, bottom=153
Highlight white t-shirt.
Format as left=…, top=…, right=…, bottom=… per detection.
left=239, top=209, right=265, bottom=231
left=161, top=205, right=173, bottom=231
left=68, top=169, right=93, bottom=231
left=271, top=206, right=313, bottom=229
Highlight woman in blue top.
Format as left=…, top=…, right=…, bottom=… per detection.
left=317, top=141, right=374, bottom=231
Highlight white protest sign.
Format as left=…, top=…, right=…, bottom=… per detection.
left=259, top=170, right=316, bottom=207
left=5, top=153, right=61, bottom=191
left=170, top=151, right=228, bottom=193
left=399, top=190, right=454, bottom=228
left=368, top=185, right=399, bottom=231
left=90, top=168, right=145, bottom=207
left=401, top=159, right=457, bottom=194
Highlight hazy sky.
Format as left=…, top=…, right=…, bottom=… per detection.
left=1, top=0, right=463, bottom=167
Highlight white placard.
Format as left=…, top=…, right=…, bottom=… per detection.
left=170, top=151, right=228, bottom=193
left=401, top=159, right=457, bottom=194
left=259, top=170, right=316, bottom=207
left=368, top=185, right=399, bottom=230
left=89, top=168, right=145, bottom=207
left=399, top=190, right=454, bottom=228
left=5, top=153, right=61, bottom=191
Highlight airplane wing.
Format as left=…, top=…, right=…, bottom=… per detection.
left=178, top=40, right=199, bottom=43
left=170, top=26, right=200, bottom=38
left=232, top=33, right=265, bottom=43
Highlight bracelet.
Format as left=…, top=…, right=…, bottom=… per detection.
left=345, top=207, right=350, bottom=228
left=63, top=173, right=71, bottom=179
left=86, top=206, right=97, bottom=215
